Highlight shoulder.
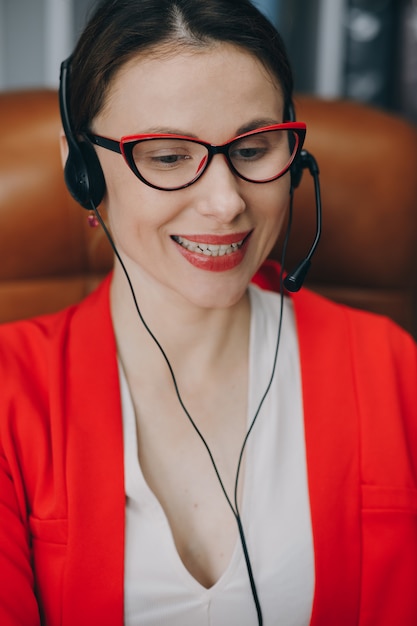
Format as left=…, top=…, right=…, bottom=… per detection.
left=0, top=276, right=113, bottom=394
left=293, top=287, right=417, bottom=487
left=254, top=259, right=416, bottom=358
left=0, top=275, right=117, bottom=481
left=292, top=282, right=416, bottom=404
left=293, top=285, right=416, bottom=369
left=254, top=259, right=417, bottom=418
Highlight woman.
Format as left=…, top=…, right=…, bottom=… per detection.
left=0, top=1, right=416, bottom=625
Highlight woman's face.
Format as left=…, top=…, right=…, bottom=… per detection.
left=93, top=43, right=291, bottom=309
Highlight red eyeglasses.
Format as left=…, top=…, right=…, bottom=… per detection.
left=85, top=122, right=306, bottom=191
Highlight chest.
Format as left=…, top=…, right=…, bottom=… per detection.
left=120, top=292, right=315, bottom=623
left=127, top=365, right=249, bottom=588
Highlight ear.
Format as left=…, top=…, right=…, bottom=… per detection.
left=60, top=130, right=69, bottom=168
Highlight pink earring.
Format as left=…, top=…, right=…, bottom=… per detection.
left=87, top=212, right=99, bottom=228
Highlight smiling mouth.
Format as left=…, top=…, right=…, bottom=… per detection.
left=171, top=234, right=249, bottom=257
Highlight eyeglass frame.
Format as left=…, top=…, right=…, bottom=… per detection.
left=84, top=122, right=307, bottom=191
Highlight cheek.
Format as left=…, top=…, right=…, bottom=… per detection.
left=100, top=153, right=135, bottom=206
left=256, top=174, right=291, bottom=225
left=99, top=152, right=147, bottom=232
left=100, top=159, right=178, bottom=255
left=253, top=176, right=291, bottom=257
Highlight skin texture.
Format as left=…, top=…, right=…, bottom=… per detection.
left=88, top=42, right=291, bottom=588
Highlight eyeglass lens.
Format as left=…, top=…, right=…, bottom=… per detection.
left=129, top=129, right=299, bottom=189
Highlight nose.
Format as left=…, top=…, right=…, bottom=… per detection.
left=193, top=154, right=246, bottom=223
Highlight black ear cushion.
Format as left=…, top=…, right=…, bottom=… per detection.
left=64, top=140, right=106, bottom=209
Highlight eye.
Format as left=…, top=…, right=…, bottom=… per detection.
left=140, top=148, right=193, bottom=170
left=230, top=130, right=291, bottom=165
left=231, top=146, right=268, bottom=161
left=230, top=135, right=271, bottom=162
left=132, top=138, right=203, bottom=171
left=150, top=152, right=192, bottom=167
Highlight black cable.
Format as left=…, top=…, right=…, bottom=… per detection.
left=231, top=195, right=293, bottom=626
left=91, top=195, right=293, bottom=625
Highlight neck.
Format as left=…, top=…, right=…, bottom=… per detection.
left=110, top=261, right=251, bottom=387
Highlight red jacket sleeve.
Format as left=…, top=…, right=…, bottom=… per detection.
left=0, top=322, right=44, bottom=625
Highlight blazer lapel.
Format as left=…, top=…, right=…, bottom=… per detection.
left=62, top=277, right=125, bottom=626
left=293, top=289, right=362, bottom=625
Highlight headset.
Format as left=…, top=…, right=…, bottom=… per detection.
left=59, top=57, right=106, bottom=210
left=286, top=102, right=322, bottom=292
left=59, top=56, right=322, bottom=292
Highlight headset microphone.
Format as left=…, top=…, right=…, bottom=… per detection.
left=285, top=149, right=322, bottom=292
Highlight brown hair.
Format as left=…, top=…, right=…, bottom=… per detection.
left=69, top=0, right=294, bottom=133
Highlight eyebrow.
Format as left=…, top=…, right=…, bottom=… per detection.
left=141, top=118, right=282, bottom=139
left=144, top=127, right=198, bottom=137
left=234, top=118, right=282, bottom=135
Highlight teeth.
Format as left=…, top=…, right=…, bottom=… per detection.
left=173, top=235, right=245, bottom=256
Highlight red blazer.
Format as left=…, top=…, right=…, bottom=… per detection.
left=1, top=261, right=416, bottom=626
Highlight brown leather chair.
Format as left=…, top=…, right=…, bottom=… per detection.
left=0, top=89, right=113, bottom=322
left=1, top=89, right=417, bottom=338
left=279, top=95, right=417, bottom=339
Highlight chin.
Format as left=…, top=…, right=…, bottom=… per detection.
left=179, top=275, right=250, bottom=311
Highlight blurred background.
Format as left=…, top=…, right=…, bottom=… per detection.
left=0, top=0, right=416, bottom=124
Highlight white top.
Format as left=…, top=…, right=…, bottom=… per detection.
left=121, top=285, right=315, bottom=625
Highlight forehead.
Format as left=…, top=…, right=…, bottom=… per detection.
left=96, top=43, right=284, bottom=137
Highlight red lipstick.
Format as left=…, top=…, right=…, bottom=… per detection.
left=171, top=231, right=252, bottom=272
